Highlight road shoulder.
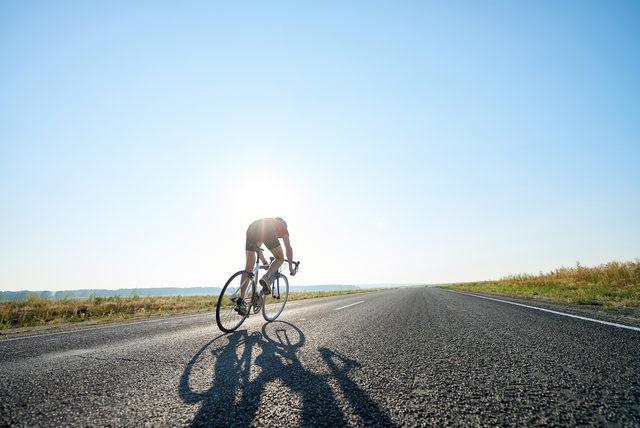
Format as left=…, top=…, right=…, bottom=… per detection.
left=0, top=290, right=389, bottom=341
left=439, top=287, right=640, bottom=329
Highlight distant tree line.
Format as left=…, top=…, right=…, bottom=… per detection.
left=0, top=284, right=359, bottom=301
left=0, top=287, right=220, bottom=301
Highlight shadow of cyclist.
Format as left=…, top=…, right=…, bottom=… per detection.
left=179, top=322, right=394, bottom=427
left=319, top=347, right=394, bottom=427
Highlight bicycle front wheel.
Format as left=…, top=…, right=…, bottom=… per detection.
left=216, top=271, right=254, bottom=333
left=262, top=274, right=289, bottom=322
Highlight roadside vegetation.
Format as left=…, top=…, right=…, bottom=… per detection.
left=0, top=289, right=375, bottom=331
left=446, top=259, right=640, bottom=309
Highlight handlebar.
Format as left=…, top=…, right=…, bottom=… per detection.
left=259, top=259, right=300, bottom=275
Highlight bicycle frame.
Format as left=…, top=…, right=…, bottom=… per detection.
left=240, top=250, right=276, bottom=309
left=241, top=249, right=300, bottom=309
left=257, top=251, right=296, bottom=292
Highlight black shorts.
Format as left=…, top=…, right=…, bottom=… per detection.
left=245, top=219, right=280, bottom=252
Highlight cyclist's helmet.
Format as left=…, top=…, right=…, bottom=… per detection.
left=275, top=217, right=287, bottom=229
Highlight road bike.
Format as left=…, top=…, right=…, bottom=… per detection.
left=216, top=249, right=300, bottom=333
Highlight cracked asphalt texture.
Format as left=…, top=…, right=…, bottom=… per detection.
left=1, top=287, right=639, bottom=426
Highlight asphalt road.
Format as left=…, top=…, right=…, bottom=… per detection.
left=1, top=287, right=639, bottom=426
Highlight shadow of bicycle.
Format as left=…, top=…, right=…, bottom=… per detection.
left=179, top=321, right=394, bottom=427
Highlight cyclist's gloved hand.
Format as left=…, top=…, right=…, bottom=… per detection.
left=290, top=268, right=296, bottom=276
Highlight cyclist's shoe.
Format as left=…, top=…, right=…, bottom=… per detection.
left=232, top=297, right=248, bottom=316
left=259, top=275, right=271, bottom=295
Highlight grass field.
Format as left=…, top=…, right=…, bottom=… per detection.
left=446, top=259, right=640, bottom=309
left=0, top=289, right=375, bottom=330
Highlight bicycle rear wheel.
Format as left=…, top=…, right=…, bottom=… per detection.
left=216, top=271, right=254, bottom=333
left=262, top=274, right=289, bottom=322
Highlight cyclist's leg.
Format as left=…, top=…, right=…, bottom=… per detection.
left=264, top=244, right=284, bottom=281
left=240, top=250, right=256, bottom=300
left=242, top=223, right=261, bottom=300
left=260, top=223, right=283, bottom=283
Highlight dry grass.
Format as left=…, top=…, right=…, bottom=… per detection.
left=447, top=259, right=640, bottom=308
left=0, top=289, right=374, bottom=330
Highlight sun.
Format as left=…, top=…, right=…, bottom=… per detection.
left=224, top=170, right=299, bottom=224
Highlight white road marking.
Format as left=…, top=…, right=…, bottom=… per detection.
left=334, top=301, right=365, bottom=311
left=446, top=289, right=640, bottom=332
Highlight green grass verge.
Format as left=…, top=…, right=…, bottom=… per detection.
left=0, top=289, right=376, bottom=330
left=445, top=259, right=640, bottom=309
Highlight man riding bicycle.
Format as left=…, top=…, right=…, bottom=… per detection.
left=234, top=217, right=295, bottom=315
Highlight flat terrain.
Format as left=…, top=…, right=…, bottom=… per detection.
left=447, top=260, right=640, bottom=313
left=1, top=288, right=639, bottom=426
left=0, top=290, right=374, bottom=330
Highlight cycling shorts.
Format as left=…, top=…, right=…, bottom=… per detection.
left=245, top=219, right=280, bottom=252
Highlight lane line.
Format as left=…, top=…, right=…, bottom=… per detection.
left=444, top=289, right=640, bottom=332
left=334, top=301, right=365, bottom=311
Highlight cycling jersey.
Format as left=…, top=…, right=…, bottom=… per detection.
left=245, top=218, right=288, bottom=251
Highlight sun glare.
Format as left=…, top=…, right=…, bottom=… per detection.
left=224, top=171, right=300, bottom=225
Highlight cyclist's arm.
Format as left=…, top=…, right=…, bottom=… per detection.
left=283, top=236, right=294, bottom=271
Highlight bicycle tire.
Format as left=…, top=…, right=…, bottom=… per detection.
left=262, top=274, right=289, bottom=322
left=216, top=270, right=254, bottom=333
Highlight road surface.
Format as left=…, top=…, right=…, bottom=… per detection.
left=1, top=287, right=639, bottom=426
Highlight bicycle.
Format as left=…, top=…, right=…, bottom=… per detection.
left=216, top=249, right=300, bottom=333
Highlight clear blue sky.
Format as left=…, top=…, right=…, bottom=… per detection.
left=1, top=1, right=639, bottom=291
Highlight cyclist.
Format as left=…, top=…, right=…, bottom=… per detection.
left=234, top=217, right=295, bottom=315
